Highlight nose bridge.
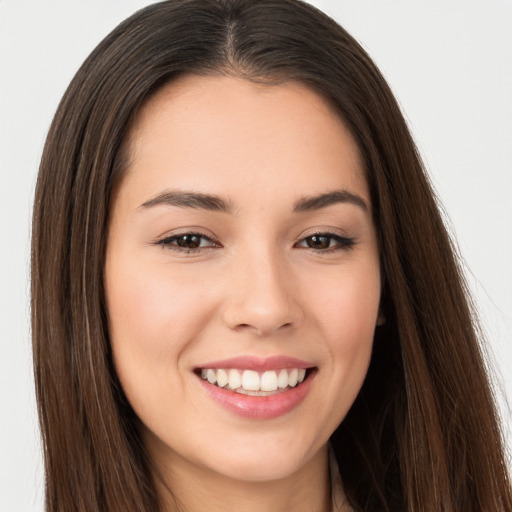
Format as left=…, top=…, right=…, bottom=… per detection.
left=222, top=240, right=299, bottom=336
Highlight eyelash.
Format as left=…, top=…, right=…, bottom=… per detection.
left=154, top=232, right=219, bottom=253
left=295, top=232, right=356, bottom=253
left=154, top=231, right=356, bottom=254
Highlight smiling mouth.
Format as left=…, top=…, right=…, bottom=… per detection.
left=197, top=368, right=312, bottom=396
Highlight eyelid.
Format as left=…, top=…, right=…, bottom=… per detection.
left=151, top=227, right=356, bottom=254
left=294, top=229, right=357, bottom=252
left=152, top=229, right=222, bottom=252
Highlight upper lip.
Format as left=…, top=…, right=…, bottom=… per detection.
left=195, top=355, right=315, bottom=371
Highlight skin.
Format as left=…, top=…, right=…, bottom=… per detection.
left=105, top=75, right=381, bottom=512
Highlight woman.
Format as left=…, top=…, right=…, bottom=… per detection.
left=31, top=0, right=512, bottom=511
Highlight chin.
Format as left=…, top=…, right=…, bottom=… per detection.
left=197, top=431, right=324, bottom=483
left=208, top=453, right=308, bottom=483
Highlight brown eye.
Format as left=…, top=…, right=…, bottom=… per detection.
left=296, top=233, right=356, bottom=252
left=155, top=232, right=219, bottom=252
left=175, top=234, right=202, bottom=249
left=306, top=235, right=331, bottom=250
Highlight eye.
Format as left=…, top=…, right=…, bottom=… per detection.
left=296, top=233, right=355, bottom=252
left=154, top=232, right=220, bottom=252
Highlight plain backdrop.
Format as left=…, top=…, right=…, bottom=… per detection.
left=1, top=1, right=511, bottom=510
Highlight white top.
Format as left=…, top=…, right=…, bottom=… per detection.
left=329, top=447, right=353, bottom=512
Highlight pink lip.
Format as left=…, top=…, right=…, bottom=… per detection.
left=196, top=355, right=315, bottom=371
left=195, top=356, right=317, bottom=420
left=199, top=376, right=314, bottom=419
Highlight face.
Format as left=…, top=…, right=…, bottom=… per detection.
left=105, top=75, right=381, bottom=487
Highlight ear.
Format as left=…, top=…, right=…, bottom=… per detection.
left=376, top=310, right=386, bottom=326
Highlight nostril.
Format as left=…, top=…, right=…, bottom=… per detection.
left=233, top=321, right=293, bottom=334
left=222, top=289, right=302, bottom=336
left=233, top=323, right=250, bottom=332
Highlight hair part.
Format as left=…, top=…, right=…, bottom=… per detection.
left=32, top=1, right=512, bottom=511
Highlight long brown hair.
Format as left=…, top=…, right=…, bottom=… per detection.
left=31, top=0, right=511, bottom=510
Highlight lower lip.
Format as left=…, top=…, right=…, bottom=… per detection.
left=198, top=371, right=315, bottom=419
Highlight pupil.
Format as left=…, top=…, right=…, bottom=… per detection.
left=308, top=235, right=329, bottom=249
left=177, top=235, right=200, bottom=248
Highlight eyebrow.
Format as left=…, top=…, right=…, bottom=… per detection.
left=293, top=189, right=368, bottom=213
left=139, top=190, right=232, bottom=213
left=139, top=188, right=368, bottom=214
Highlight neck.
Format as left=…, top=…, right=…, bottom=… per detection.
left=151, top=444, right=332, bottom=512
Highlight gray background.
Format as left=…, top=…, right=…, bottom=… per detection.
left=1, top=1, right=511, bottom=510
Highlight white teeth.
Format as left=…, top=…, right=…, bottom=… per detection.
left=288, top=368, right=299, bottom=387
left=216, top=369, right=228, bottom=388
left=228, top=369, right=242, bottom=389
left=260, top=370, right=278, bottom=391
left=277, top=369, right=289, bottom=389
left=200, top=367, right=310, bottom=392
left=242, top=370, right=260, bottom=391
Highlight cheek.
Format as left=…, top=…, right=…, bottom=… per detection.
left=310, top=264, right=380, bottom=410
left=107, top=261, right=209, bottom=351
left=104, top=257, right=215, bottom=400
left=314, top=261, right=380, bottom=342
left=105, top=263, right=216, bottom=434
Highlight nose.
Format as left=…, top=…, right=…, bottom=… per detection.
left=221, top=246, right=302, bottom=337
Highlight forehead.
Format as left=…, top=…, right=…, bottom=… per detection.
left=120, top=74, right=369, bottom=210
